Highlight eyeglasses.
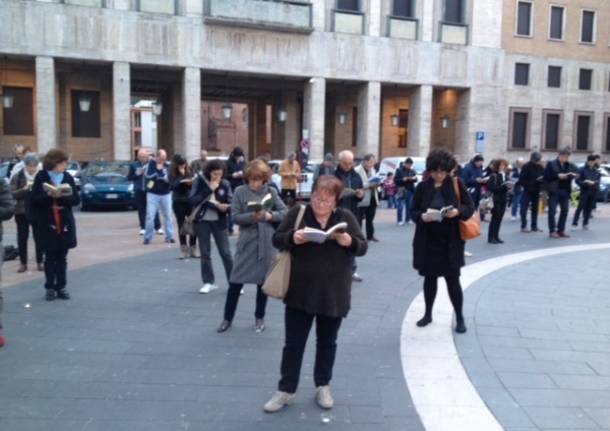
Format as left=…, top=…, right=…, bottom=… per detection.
left=312, top=195, right=335, bottom=206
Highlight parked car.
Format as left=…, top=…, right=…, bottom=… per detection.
left=67, top=160, right=81, bottom=190
left=377, top=156, right=426, bottom=200
left=268, top=159, right=315, bottom=200
left=79, top=161, right=135, bottom=210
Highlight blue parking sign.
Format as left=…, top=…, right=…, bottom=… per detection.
left=475, top=131, right=485, bottom=154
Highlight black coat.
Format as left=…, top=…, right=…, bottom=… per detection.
left=335, top=166, right=363, bottom=216
left=225, top=156, right=246, bottom=190
left=189, top=175, right=232, bottom=228
left=30, top=170, right=80, bottom=252
left=272, top=205, right=367, bottom=318
left=412, top=177, right=474, bottom=277
left=519, top=161, right=544, bottom=194
left=488, top=172, right=509, bottom=206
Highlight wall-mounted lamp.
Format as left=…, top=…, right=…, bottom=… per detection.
left=152, top=100, right=163, bottom=116
left=2, top=91, right=13, bottom=109
left=391, top=114, right=400, bottom=127
left=338, top=112, right=348, bottom=125
left=278, top=108, right=288, bottom=123
left=222, top=103, right=232, bottom=119
left=78, top=94, right=91, bottom=112
left=440, top=116, right=450, bottom=129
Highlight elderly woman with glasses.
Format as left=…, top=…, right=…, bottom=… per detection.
left=263, top=175, right=368, bottom=414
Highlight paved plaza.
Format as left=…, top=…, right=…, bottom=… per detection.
left=0, top=206, right=609, bottom=430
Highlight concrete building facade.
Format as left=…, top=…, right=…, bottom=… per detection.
left=0, top=0, right=607, bottom=164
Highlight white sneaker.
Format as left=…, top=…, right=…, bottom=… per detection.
left=240, top=288, right=245, bottom=295
left=199, top=283, right=219, bottom=294
left=156, top=228, right=164, bottom=235
left=316, top=386, right=334, bottom=409
left=464, top=251, right=473, bottom=257
left=408, top=220, right=414, bottom=225
left=263, top=391, right=296, bottom=413
left=511, top=216, right=516, bottom=221
left=398, top=222, right=405, bottom=226
left=139, top=229, right=145, bottom=236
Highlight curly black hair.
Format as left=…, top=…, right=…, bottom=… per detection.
left=425, top=149, right=457, bottom=173
left=204, top=159, right=226, bottom=180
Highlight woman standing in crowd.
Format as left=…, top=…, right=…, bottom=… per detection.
left=169, top=154, right=197, bottom=259
left=10, top=154, right=43, bottom=272
left=217, top=160, right=287, bottom=334
left=487, top=159, right=511, bottom=244
left=263, top=176, right=367, bottom=413
left=189, top=159, right=233, bottom=294
left=355, top=153, right=380, bottom=242
left=412, top=149, right=474, bottom=333
left=225, top=146, right=247, bottom=235
left=31, top=149, right=80, bottom=301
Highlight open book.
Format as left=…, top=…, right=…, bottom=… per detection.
left=43, top=182, right=73, bottom=197
left=246, top=193, right=273, bottom=212
left=423, top=205, right=454, bottom=222
left=367, top=175, right=382, bottom=185
left=180, top=177, right=194, bottom=184
left=303, top=222, right=348, bottom=244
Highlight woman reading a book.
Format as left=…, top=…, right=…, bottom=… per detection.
left=31, top=149, right=80, bottom=301
left=411, top=149, right=474, bottom=334
left=263, top=175, right=367, bottom=413
left=217, top=160, right=287, bottom=333
left=487, top=158, right=512, bottom=244
left=169, top=154, right=197, bottom=259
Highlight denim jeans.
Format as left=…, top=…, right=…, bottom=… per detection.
left=194, top=222, right=233, bottom=285
left=511, top=191, right=522, bottom=218
left=386, top=195, right=397, bottom=209
left=520, top=190, right=540, bottom=230
left=548, top=189, right=570, bottom=234
left=144, top=192, right=174, bottom=242
left=396, top=190, right=414, bottom=223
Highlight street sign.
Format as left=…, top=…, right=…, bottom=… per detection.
left=475, top=131, right=485, bottom=154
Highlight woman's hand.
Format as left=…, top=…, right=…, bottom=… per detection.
left=215, top=203, right=230, bottom=213
left=253, top=211, right=267, bottom=222
left=209, top=180, right=220, bottom=191
left=421, top=213, right=433, bottom=223
left=264, top=212, right=273, bottom=222
left=333, top=232, right=353, bottom=248
left=178, top=166, right=186, bottom=176
left=446, top=209, right=460, bottom=219
left=355, top=189, right=364, bottom=199
left=293, top=229, right=308, bottom=245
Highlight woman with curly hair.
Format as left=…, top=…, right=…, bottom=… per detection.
left=169, top=154, right=197, bottom=259
left=411, top=149, right=475, bottom=333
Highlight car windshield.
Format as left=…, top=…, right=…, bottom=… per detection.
left=86, top=163, right=129, bottom=178
left=67, top=161, right=79, bottom=171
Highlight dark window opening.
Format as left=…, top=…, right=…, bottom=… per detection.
left=512, top=112, right=528, bottom=149
left=544, top=113, right=560, bottom=150
left=576, top=115, right=591, bottom=151
left=548, top=66, right=562, bottom=88
left=581, top=10, right=595, bottom=43
left=2, top=87, right=34, bottom=136
left=337, top=0, right=359, bottom=12
left=579, top=69, right=593, bottom=90
left=393, top=0, right=414, bottom=18
left=550, top=6, right=564, bottom=39
left=515, top=63, right=530, bottom=86
left=516, top=2, right=532, bottom=36
left=71, top=90, right=101, bottom=138
left=351, top=106, right=358, bottom=147
left=444, top=0, right=464, bottom=24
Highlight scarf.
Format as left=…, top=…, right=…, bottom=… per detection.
left=48, top=171, right=64, bottom=186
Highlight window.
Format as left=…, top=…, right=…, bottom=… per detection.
left=398, top=109, right=408, bottom=148
left=509, top=108, right=530, bottom=149
left=580, top=10, right=596, bottom=43
left=71, top=90, right=101, bottom=138
left=516, top=1, right=532, bottom=36
left=574, top=113, right=593, bottom=151
left=2, top=87, right=34, bottom=136
left=579, top=69, right=593, bottom=90
left=515, top=63, right=530, bottom=86
left=337, top=0, right=359, bottom=11
left=605, top=114, right=610, bottom=152
left=139, top=0, right=175, bottom=14
left=548, top=66, right=562, bottom=88
left=444, top=0, right=464, bottom=24
left=393, top=0, right=414, bottom=18
left=351, top=106, right=358, bottom=147
left=549, top=5, right=564, bottom=40
left=542, top=110, right=562, bottom=150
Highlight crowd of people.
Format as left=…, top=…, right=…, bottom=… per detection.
left=0, top=141, right=606, bottom=414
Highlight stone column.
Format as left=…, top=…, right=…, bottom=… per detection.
left=272, top=90, right=300, bottom=159
left=367, top=0, right=381, bottom=37
left=312, top=0, right=326, bottom=32
left=407, top=84, right=433, bottom=157
left=357, top=81, right=381, bottom=158
left=35, top=56, right=56, bottom=155
left=112, top=62, right=131, bottom=161
left=419, top=0, right=434, bottom=42
left=182, top=67, right=201, bottom=162
left=303, top=77, right=326, bottom=162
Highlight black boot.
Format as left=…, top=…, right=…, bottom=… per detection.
left=57, top=289, right=70, bottom=300
left=455, top=317, right=467, bottom=334
left=416, top=315, right=433, bottom=327
left=45, top=290, right=56, bottom=301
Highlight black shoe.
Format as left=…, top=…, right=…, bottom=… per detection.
left=165, top=238, right=176, bottom=244
left=495, top=238, right=504, bottom=244
left=488, top=239, right=499, bottom=244
left=416, top=315, right=432, bottom=327
left=217, top=320, right=231, bottom=333
left=57, top=289, right=70, bottom=300
left=45, top=290, right=56, bottom=301
left=456, top=319, right=467, bottom=334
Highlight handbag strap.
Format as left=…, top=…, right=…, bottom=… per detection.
left=294, top=205, right=306, bottom=230
left=452, top=177, right=461, bottom=207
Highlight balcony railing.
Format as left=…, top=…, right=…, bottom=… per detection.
left=62, top=0, right=104, bottom=7
left=439, top=22, right=468, bottom=45
left=204, top=0, right=313, bottom=34
left=387, top=16, right=418, bottom=40
left=332, top=9, right=364, bottom=35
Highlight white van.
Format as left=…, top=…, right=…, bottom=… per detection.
left=378, top=156, right=426, bottom=200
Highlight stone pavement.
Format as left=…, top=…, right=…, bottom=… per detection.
left=0, top=204, right=609, bottom=430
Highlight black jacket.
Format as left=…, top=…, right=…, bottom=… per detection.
left=519, top=161, right=544, bottom=194
left=189, top=175, right=232, bottom=228
left=412, top=177, right=474, bottom=275
left=145, top=160, right=171, bottom=195
left=488, top=172, right=509, bottom=205
left=10, top=169, right=34, bottom=217
left=272, top=205, right=367, bottom=318
left=31, top=170, right=80, bottom=252
left=544, top=158, right=577, bottom=193
left=335, top=166, right=363, bottom=216
left=576, top=165, right=601, bottom=193
left=0, top=178, right=15, bottom=242
left=170, top=174, right=193, bottom=204
left=394, top=165, right=418, bottom=192
left=225, top=156, right=246, bottom=190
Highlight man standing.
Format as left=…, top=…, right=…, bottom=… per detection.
left=355, top=154, right=380, bottom=242
left=0, top=176, right=16, bottom=347
left=544, top=148, right=577, bottom=238
left=190, top=150, right=208, bottom=176
left=128, top=148, right=160, bottom=236
left=519, top=151, right=544, bottom=233
left=572, top=154, right=601, bottom=230
left=279, top=152, right=301, bottom=206
left=510, top=157, right=524, bottom=221
left=461, top=155, right=488, bottom=220
left=313, top=153, right=335, bottom=182
left=394, top=157, right=418, bottom=225
left=143, top=149, right=174, bottom=244
left=335, top=150, right=364, bottom=281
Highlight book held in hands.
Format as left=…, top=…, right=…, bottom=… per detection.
left=302, top=222, right=348, bottom=244
left=246, top=193, right=273, bottom=212
left=43, top=182, right=73, bottom=197
left=423, top=206, right=454, bottom=222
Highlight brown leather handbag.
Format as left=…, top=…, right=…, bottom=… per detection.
left=453, top=178, right=481, bottom=241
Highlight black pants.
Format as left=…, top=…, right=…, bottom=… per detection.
left=44, top=248, right=68, bottom=291
left=281, top=189, right=297, bottom=206
left=172, top=201, right=196, bottom=247
left=15, top=214, right=43, bottom=265
left=278, top=307, right=342, bottom=393
left=573, top=191, right=596, bottom=227
left=358, top=198, right=377, bottom=240
left=194, top=222, right=233, bottom=285
left=520, top=190, right=539, bottom=230
left=135, top=190, right=160, bottom=230
left=422, top=275, right=464, bottom=322
left=548, top=190, right=570, bottom=234
left=488, top=200, right=506, bottom=241
left=223, top=283, right=267, bottom=322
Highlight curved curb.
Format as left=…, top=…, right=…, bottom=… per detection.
left=400, top=243, right=610, bottom=431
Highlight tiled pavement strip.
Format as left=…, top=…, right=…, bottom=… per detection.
left=0, top=205, right=608, bottom=430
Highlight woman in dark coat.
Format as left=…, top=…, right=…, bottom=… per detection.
left=264, top=175, right=367, bottom=413
left=412, top=149, right=474, bottom=333
left=169, top=154, right=197, bottom=259
left=487, top=159, right=511, bottom=244
left=31, top=149, right=80, bottom=301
